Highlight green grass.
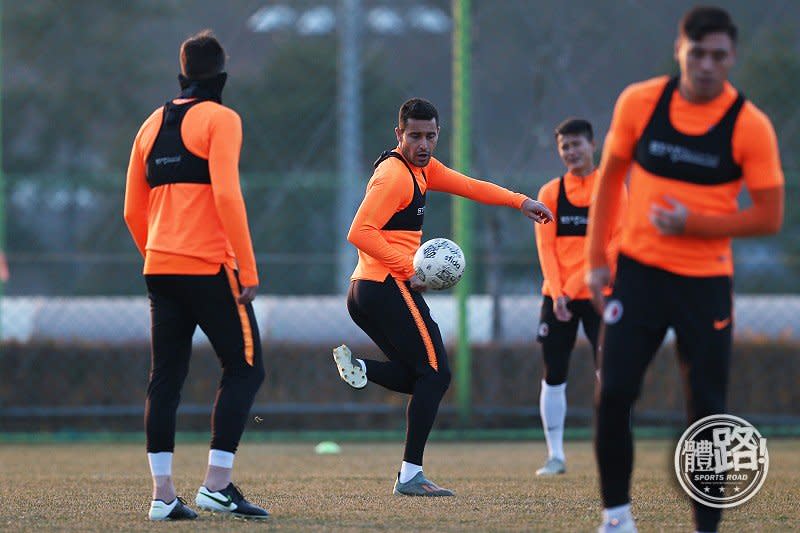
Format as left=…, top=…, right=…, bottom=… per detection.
left=0, top=440, right=797, bottom=531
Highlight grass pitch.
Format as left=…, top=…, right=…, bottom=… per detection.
left=0, top=439, right=797, bottom=532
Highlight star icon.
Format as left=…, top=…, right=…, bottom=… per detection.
left=704, top=487, right=711, bottom=493
left=734, top=487, right=740, bottom=492
left=719, top=487, right=726, bottom=493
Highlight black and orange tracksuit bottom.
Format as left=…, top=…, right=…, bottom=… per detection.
left=347, top=275, right=451, bottom=466
left=537, top=296, right=601, bottom=385
left=144, top=267, right=265, bottom=454
left=596, top=254, right=732, bottom=532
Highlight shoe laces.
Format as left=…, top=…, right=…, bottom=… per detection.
left=228, top=483, right=245, bottom=503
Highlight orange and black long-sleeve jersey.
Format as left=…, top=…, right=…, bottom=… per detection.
left=349, top=149, right=529, bottom=282
left=124, top=99, right=258, bottom=286
left=535, top=170, right=626, bottom=300
left=588, top=76, right=784, bottom=277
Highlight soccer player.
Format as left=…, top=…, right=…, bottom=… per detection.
left=533, top=118, right=625, bottom=476
left=332, top=98, right=554, bottom=496
left=124, top=30, right=268, bottom=520
left=586, top=7, right=784, bottom=533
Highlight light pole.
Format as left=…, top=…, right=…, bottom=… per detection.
left=336, top=0, right=363, bottom=293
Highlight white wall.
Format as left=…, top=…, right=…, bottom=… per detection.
left=2, top=294, right=798, bottom=344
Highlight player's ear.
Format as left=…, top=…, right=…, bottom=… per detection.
left=673, top=37, right=681, bottom=62
left=728, top=44, right=737, bottom=66
left=395, top=126, right=402, bottom=143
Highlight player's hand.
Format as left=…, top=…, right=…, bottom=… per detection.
left=238, top=284, right=258, bottom=305
left=586, top=266, right=611, bottom=314
left=554, top=296, right=572, bottom=322
left=0, top=253, right=8, bottom=283
left=521, top=198, right=554, bottom=224
left=650, top=196, right=688, bottom=235
left=409, top=275, right=428, bottom=292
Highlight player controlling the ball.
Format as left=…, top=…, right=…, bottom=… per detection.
left=332, top=97, right=553, bottom=496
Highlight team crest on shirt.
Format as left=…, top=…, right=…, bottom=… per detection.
left=538, top=323, right=549, bottom=338
left=603, top=300, right=623, bottom=324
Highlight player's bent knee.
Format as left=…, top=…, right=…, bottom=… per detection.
left=422, top=367, right=451, bottom=392
left=222, top=362, right=265, bottom=392
left=247, top=364, right=266, bottom=392
left=438, top=368, right=452, bottom=390
left=253, top=363, right=266, bottom=384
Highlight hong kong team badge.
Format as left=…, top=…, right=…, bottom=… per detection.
left=603, top=299, right=623, bottom=324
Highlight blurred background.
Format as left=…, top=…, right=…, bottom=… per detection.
left=1, top=0, right=798, bottom=436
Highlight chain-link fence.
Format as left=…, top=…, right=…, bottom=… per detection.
left=2, top=0, right=798, bottom=432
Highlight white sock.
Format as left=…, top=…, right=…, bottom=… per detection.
left=603, top=503, right=632, bottom=524
left=147, top=452, right=173, bottom=477
left=399, top=461, right=423, bottom=483
left=208, top=449, right=235, bottom=469
left=540, top=380, right=566, bottom=461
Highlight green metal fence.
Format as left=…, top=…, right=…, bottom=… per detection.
left=2, top=0, right=799, bottom=433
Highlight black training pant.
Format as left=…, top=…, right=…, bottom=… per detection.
left=145, top=266, right=265, bottom=454
left=347, top=275, right=451, bottom=466
left=595, top=254, right=732, bottom=532
left=537, top=296, right=601, bottom=385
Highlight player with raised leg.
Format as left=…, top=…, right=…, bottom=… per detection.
left=333, top=98, right=554, bottom=496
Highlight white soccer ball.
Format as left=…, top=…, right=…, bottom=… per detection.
left=413, top=238, right=466, bottom=290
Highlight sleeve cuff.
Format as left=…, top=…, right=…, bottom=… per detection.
left=403, top=256, right=416, bottom=278
left=238, top=269, right=259, bottom=287
left=684, top=211, right=706, bottom=236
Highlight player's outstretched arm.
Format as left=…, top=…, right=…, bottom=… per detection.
left=426, top=158, right=549, bottom=219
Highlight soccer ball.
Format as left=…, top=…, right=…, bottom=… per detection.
left=413, top=238, right=465, bottom=290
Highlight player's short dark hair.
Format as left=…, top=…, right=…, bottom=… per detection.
left=398, top=98, right=439, bottom=129
left=554, top=118, right=593, bottom=142
left=180, top=30, right=226, bottom=79
left=679, top=6, right=737, bottom=44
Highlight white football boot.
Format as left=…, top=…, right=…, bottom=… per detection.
left=332, top=344, right=367, bottom=389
